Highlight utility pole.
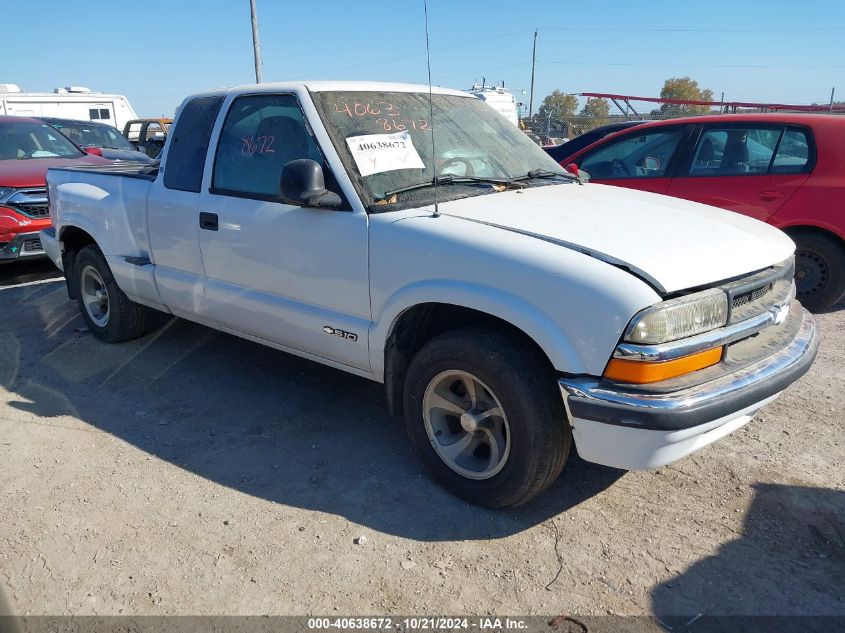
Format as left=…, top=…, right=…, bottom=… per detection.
left=528, top=29, right=538, bottom=118
left=830, top=86, right=836, bottom=112
left=249, top=0, right=263, bottom=83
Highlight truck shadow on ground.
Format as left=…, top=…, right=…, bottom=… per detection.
left=0, top=260, right=64, bottom=288
left=2, top=280, right=624, bottom=541
left=651, top=482, right=845, bottom=626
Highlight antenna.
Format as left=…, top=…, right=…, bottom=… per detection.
left=423, top=0, right=439, bottom=217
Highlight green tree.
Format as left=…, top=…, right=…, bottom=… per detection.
left=534, top=90, right=578, bottom=142
left=579, top=97, right=611, bottom=131
left=655, top=76, right=714, bottom=116
left=580, top=97, right=610, bottom=118
left=537, top=89, right=578, bottom=119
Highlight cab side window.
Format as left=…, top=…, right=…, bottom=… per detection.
left=579, top=128, right=684, bottom=179
left=212, top=94, right=328, bottom=199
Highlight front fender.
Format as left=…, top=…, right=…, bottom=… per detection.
left=369, top=279, right=586, bottom=380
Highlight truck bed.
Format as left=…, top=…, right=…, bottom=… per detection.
left=49, top=161, right=159, bottom=180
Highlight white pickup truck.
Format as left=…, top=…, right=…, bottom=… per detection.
left=42, top=82, right=819, bottom=508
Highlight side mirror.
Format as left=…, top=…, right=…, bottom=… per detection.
left=642, top=156, right=661, bottom=171
left=565, top=162, right=591, bottom=183
left=280, top=159, right=342, bottom=209
left=84, top=146, right=103, bottom=156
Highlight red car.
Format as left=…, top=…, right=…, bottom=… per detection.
left=1, top=116, right=108, bottom=264
left=557, top=114, right=845, bottom=311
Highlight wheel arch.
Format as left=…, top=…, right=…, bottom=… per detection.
left=780, top=223, right=845, bottom=249
left=373, top=283, right=587, bottom=417
left=57, top=225, right=99, bottom=300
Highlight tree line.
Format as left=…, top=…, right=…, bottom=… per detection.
left=528, top=77, right=713, bottom=141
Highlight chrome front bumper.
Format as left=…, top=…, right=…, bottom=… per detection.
left=558, top=306, right=818, bottom=469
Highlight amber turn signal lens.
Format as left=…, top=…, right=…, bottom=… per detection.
left=604, top=347, right=723, bottom=384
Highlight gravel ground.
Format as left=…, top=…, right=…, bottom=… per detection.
left=0, top=262, right=842, bottom=619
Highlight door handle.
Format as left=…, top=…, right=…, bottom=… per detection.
left=199, top=212, right=218, bottom=231
left=757, top=190, right=784, bottom=202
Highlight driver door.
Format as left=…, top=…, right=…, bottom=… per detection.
left=576, top=124, right=691, bottom=195
left=197, top=93, right=371, bottom=371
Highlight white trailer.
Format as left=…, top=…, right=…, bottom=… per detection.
left=0, top=84, right=138, bottom=130
left=468, top=83, right=520, bottom=126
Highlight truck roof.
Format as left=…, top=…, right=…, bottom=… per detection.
left=186, top=81, right=472, bottom=101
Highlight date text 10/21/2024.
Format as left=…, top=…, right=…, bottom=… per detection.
left=307, top=617, right=529, bottom=630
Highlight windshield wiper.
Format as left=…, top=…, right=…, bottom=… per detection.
left=380, top=174, right=524, bottom=200
left=516, top=168, right=575, bottom=181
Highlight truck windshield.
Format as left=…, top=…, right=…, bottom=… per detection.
left=0, top=120, right=84, bottom=160
left=49, top=121, right=134, bottom=150
left=311, top=90, right=570, bottom=212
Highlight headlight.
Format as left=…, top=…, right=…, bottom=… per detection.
left=625, top=288, right=728, bottom=344
left=0, top=187, right=16, bottom=204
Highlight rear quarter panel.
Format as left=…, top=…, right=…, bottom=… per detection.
left=48, top=168, right=163, bottom=307
left=48, top=169, right=153, bottom=258
left=769, top=119, right=845, bottom=241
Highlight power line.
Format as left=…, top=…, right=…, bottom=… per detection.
left=431, top=61, right=533, bottom=82
left=541, top=60, right=845, bottom=70
left=304, top=28, right=534, bottom=78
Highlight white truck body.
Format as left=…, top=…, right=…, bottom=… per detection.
left=0, top=84, right=138, bottom=130
left=41, top=81, right=818, bottom=506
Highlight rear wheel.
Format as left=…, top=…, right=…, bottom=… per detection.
left=75, top=245, right=160, bottom=343
left=403, top=327, right=571, bottom=508
left=792, top=232, right=845, bottom=312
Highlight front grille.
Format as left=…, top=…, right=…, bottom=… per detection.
left=724, top=258, right=794, bottom=324
left=23, top=238, right=43, bottom=252
left=10, top=202, right=49, bottom=218
left=5, top=189, right=49, bottom=218
left=732, top=283, right=773, bottom=309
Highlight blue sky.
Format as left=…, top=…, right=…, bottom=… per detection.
left=2, top=0, right=843, bottom=117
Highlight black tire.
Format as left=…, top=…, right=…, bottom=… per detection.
left=403, top=327, right=571, bottom=509
left=74, top=245, right=159, bottom=343
left=792, top=231, right=845, bottom=312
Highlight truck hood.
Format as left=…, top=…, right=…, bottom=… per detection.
left=0, top=156, right=109, bottom=188
left=436, top=183, right=795, bottom=294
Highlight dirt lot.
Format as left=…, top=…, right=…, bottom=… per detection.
left=1, top=260, right=843, bottom=619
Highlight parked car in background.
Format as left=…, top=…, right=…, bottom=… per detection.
left=559, top=114, right=845, bottom=311
left=39, top=117, right=153, bottom=163
left=42, top=82, right=817, bottom=508
left=0, top=116, right=107, bottom=262
left=544, top=120, right=647, bottom=164
left=122, top=118, right=171, bottom=158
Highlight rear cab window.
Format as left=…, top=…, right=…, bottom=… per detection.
left=125, top=122, right=142, bottom=142
left=163, top=96, right=225, bottom=193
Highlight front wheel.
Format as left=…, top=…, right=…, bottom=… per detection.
left=75, top=245, right=160, bottom=343
left=793, top=232, right=845, bottom=312
left=403, top=327, right=571, bottom=508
